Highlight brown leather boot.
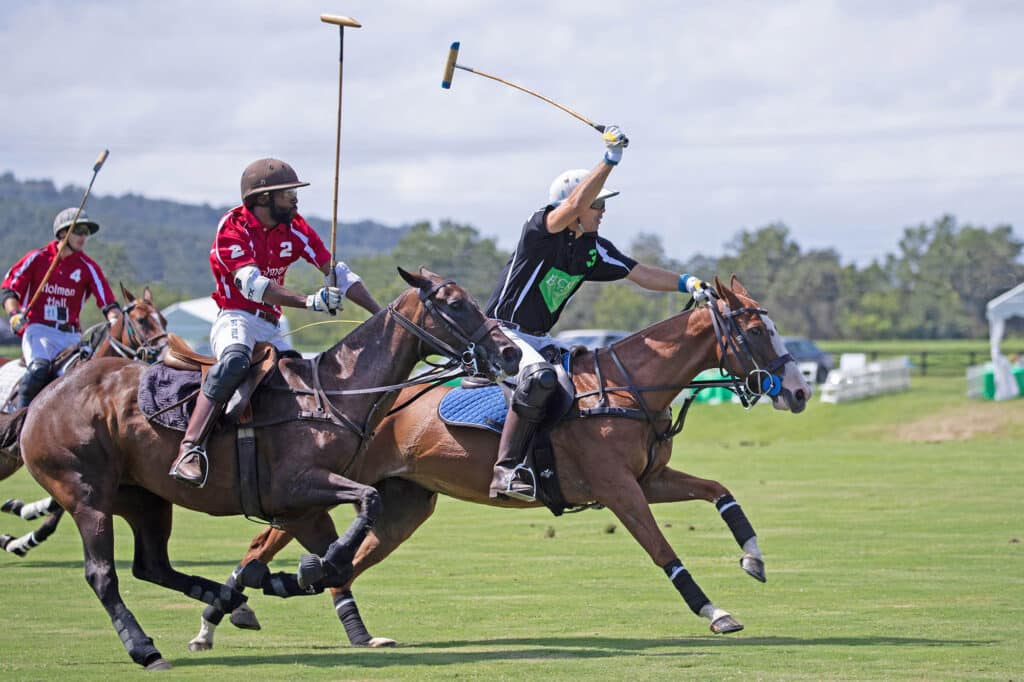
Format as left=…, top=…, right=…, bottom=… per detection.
left=488, top=410, right=539, bottom=501
left=169, top=392, right=225, bottom=488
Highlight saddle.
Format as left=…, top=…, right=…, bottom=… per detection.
left=161, top=333, right=279, bottom=422
left=439, top=346, right=583, bottom=515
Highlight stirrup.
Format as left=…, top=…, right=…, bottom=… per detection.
left=500, top=464, right=537, bottom=502
left=170, top=446, right=209, bottom=488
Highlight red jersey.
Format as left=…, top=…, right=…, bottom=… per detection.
left=210, top=205, right=332, bottom=319
left=2, top=241, right=116, bottom=334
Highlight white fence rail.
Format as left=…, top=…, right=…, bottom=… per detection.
left=819, top=355, right=911, bottom=404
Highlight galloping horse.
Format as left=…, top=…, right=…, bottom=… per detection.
left=0, top=284, right=168, bottom=556
left=6, top=269, right=518, bottom=670
left=190, top=276, right=811, bottom=651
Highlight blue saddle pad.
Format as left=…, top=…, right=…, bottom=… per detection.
left=438, top=384, right=507, bottom=434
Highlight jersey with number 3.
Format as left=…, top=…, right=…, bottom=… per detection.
left=2, top=240, right=116, bottom=332
left=210, top=205, right=331, bottom=319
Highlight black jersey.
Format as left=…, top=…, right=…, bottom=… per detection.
left=485, top=207, right=637, bottom=334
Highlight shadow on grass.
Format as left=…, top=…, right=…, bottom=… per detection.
left=168, top=635, right=995, bottom=669
left=0, top=559, right=243, bottom=570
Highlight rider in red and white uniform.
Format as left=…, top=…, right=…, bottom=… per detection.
left=2, top=207, right=122, bottom=408
left=168, top=158, right=382, bottom=487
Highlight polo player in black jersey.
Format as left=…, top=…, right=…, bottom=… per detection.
left=484, top=125, right=711, bottom=501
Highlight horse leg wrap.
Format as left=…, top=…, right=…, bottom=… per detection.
left=334, top=590, right=372, bottom=645
left=111, top=603, right=161, bottom=667
left=18, top=497, right=60, bottom=520
left=323, top=514, right=371, bottom=580
left=202, top=563, right=250, bottom=625
left=663, top=558, right=711, bottom=615
left=1, top=499, right=23, bottom=516
left=182, top=575, right=247, bottom=613
left=1, top=531, right=38, bottom=556
left=261, top=571, right=325, bottom=597
left=715, top=494, right=756, bottom=547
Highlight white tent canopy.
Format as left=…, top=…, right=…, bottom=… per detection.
left=986, top=282, right=1024, bottom=400
left=161, top=297, right=290, bottom=355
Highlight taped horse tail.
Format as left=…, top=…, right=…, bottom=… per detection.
left=0, top=408, right=27, bottom=453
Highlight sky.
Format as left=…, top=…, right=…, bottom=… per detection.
left=2, top=0, right=1023, bottom=266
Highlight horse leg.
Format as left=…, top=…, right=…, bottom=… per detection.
left=2, top=495, right=59, bottom=520
left=114, top=487, right=248, bottom=619
left=0, top=506, right=63, bottom=557
left=596, top=472, right=744, bottom=634
left=330, top=477, right=438, bottom=647
left=642, top=466, right=766, bottom=582
left=188, top=525, right=294, bottom=652
left=68, top=504, right=169, bottom=670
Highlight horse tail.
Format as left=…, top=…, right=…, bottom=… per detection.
left=0, top=408, right=28, bottom=477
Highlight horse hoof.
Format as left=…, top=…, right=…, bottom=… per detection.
left=145, top=657, right=173, bottom=670
left=710, top=614, right=744, bottom=634
left=297, top=553, right=324, bottom=589
left=187, top=639, right=212, bottom=652
left=230, top=603, right=262, bottom=630
left=740, top=553, right=766, bottom=583
left=368, top=637, right=397, bottom=648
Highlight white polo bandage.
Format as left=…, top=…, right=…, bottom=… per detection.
left=234, top=265, right=271, bottom=303
left=333, top=261, right=362, bottom=295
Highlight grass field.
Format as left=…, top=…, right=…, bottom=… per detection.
left=0, top=375, right=1022, bottom=680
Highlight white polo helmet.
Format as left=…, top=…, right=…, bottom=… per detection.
left=53, top=207, right=100, bottom=237
left=547, top=168, right=619, bottom=207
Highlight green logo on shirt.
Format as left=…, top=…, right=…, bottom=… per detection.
left=539, top=267, right=584, bottom=312
left=587, top=248, right=597, bottom=267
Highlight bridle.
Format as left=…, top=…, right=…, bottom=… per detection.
left=106, top=301, right=169, bottom=364
left=388, top=278, right=501, bottom=379
left=705, top=292, right=794, bottom=407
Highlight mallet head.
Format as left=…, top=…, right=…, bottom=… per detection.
left=320, top=14, right=361, bottom=28
left=441, top=41, right=460, bottom=89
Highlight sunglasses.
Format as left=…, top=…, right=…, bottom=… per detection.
left=68, top=225, right=92, bottom=236
left=274, top=189, right=299, bottom=200
left=590, top=199, right=606, bottom=211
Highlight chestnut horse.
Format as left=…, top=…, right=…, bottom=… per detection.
left=190, top=276, right=811, bottom=652
left=0, top=284, right=168, bottom=556
left=7, top=269, right=519, bottom=670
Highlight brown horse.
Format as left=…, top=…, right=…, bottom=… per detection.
left=189, top=275, right=811, bottom=652
left=6, top=268, right=518, bottom=670
left=0, top=284, right=168, bottom=556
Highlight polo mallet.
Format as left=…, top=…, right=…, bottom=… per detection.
left=320, top=14, right=361, bottom=291
left=24, top=149, right=109, bottom=313
left=442, top=41, right=606, bottom=134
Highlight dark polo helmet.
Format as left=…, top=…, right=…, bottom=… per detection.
left=53, top=207, right=100, bottom=238
left=240, top=158, right=310, bottom=204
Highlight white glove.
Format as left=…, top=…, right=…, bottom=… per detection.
left=306, top=286, right=343, bottom=314
left=602, top=125, right=629, bottom=165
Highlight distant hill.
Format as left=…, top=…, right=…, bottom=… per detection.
left=0, top=171, right=409, bottom=299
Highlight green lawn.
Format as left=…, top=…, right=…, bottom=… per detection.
left=0, top=376, right=1021, bottom=680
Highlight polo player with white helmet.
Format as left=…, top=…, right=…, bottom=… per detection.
left=484, top=126, right=711, bottom=501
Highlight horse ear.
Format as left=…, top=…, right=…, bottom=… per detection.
left=418, top=267, right=441, bottom=281
left=713, top=275, right=727, bottom=299
left=143, top=286, right=153, bottom=303
left=120, top=282, right=134, bottom=303
left=397, top=267, right=427, bottom=289
left=729, top=275, right=750, bottom=298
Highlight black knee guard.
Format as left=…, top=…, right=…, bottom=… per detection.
left=202, top=344, right=251, bottom=403
left=18, top=359, right=54, bottom=407
left=512, top=362, right=557, bottom=422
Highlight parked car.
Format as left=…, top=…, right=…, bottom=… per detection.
left=781, top=336, right=834, bottom=384
left=555, top=329, right=631, bottom=349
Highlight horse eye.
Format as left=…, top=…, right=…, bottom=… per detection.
left=749, top=326, right=763, bottom=336
left=448, top=299, right=463, bottom=310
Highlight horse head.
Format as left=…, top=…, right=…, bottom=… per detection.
left=396, top=267, right=520, bottom=378
left=710, top=275, right=811, bottom=413
left=115, top=283, right=169, bottom=364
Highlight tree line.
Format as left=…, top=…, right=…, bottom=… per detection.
left=3, top=171, right=1021, bottom=349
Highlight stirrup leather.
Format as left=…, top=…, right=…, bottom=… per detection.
left=170, top=445, right=209, bottom=488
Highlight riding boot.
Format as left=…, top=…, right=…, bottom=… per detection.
left=489, top=410, right=541, bottom=501
left=169, top=392, right=225, bottom=488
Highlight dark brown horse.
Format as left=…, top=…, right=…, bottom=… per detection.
left=0, top=284, right=168, bottom=556
left=6, top=269, right=518, bottom=670
left=189, top=276, right=811, bottom=651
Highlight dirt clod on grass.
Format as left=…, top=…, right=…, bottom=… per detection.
left=891, top=403, right=1020, bottom=442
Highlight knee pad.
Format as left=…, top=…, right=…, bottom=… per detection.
left=202, top=344, right=251, bottom=403
left=512, top=362, right=557, bottom=418
left=19, top=360, right=54, bottom=404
